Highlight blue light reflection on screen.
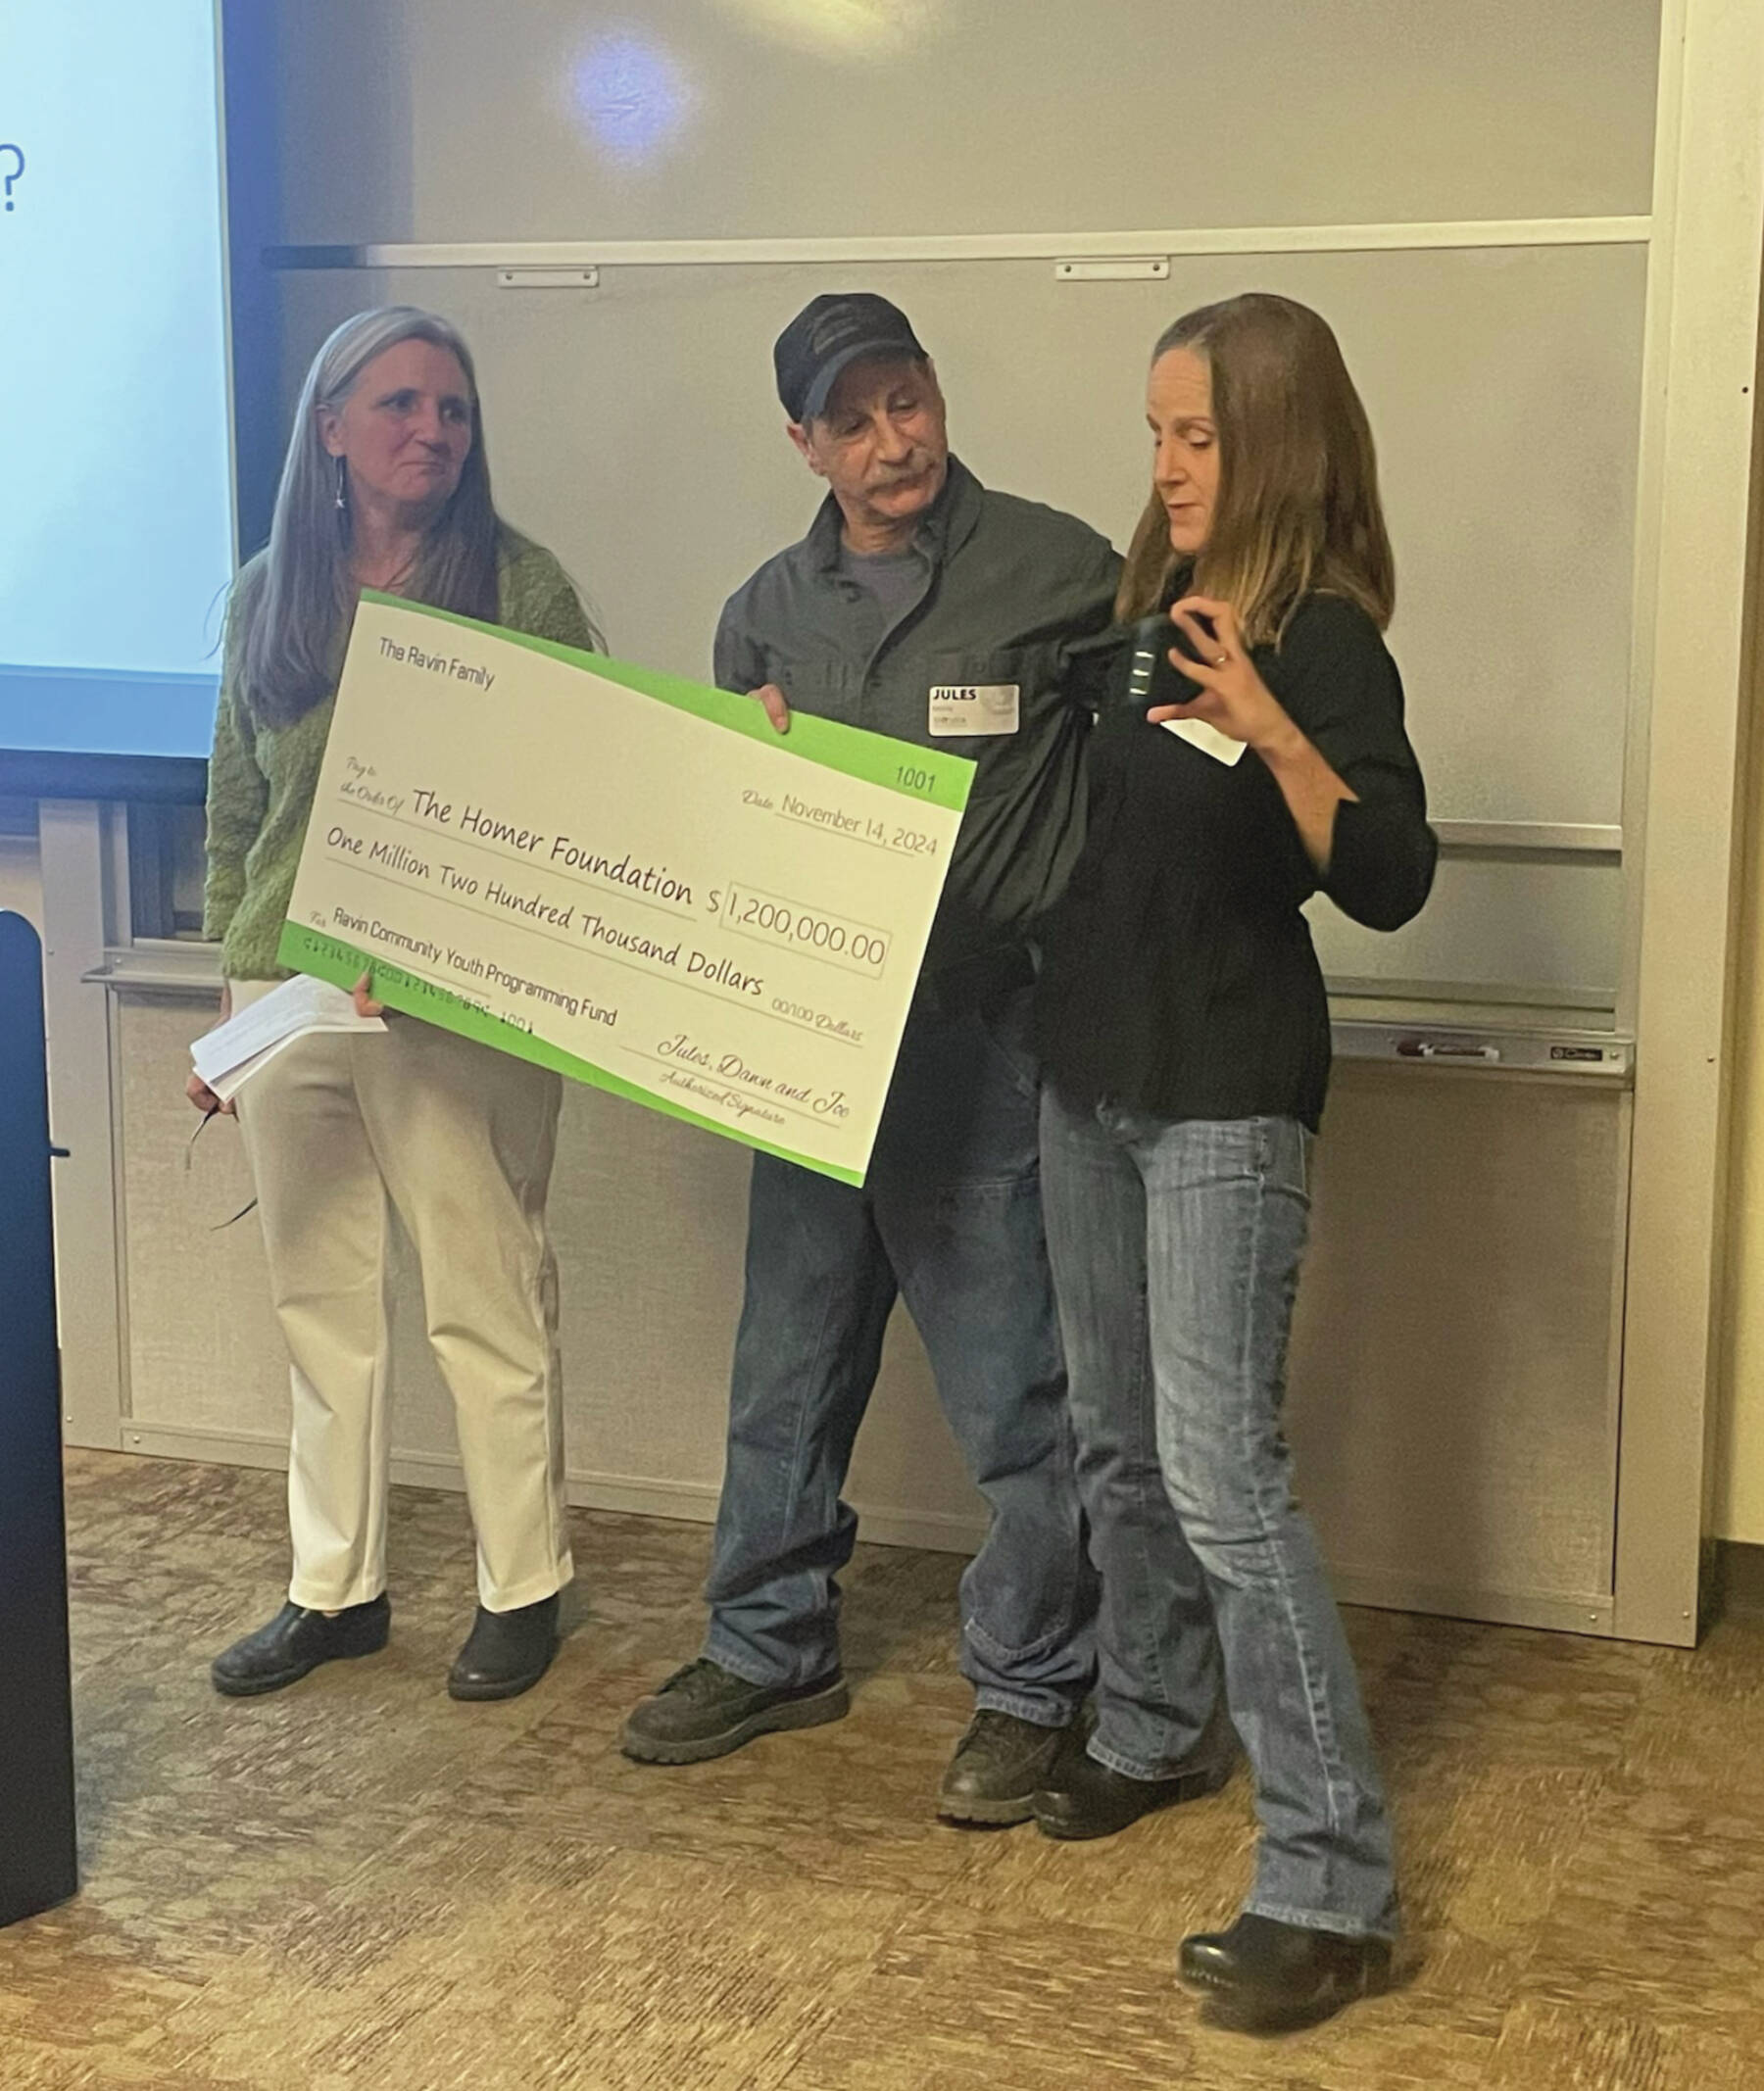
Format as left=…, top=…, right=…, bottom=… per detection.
left=570, top=32, right=698, bottom=168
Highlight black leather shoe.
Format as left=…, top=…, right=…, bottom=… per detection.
left=937, top=1710, right=1072, bottom=1825
left=1178, top=1912, right=1394, bottom=2031
left=447, top=1593, right=560, bottom=1702
left=620, top=1658, right=850, bottom=1764
left=1033, top=1732, right=1231, bottom=1840
left=211, top=1595, right=390, bottom=1697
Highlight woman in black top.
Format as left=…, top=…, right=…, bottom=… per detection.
left=1031, top=294, right=1435, bottom=2032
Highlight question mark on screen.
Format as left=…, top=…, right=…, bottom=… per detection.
left=0, top=145, right=24, bottom=211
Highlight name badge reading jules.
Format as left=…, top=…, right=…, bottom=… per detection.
left=929, top=683, right=1020, bottom=737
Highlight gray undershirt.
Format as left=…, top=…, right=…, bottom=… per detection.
left=836, top=540, right=925, bottom=635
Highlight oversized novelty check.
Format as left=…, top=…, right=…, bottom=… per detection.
left=280, top=596, right=974, bottom=1184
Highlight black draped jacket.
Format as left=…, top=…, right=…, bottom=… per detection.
left=1033, top=593, right=1437, bottom=1133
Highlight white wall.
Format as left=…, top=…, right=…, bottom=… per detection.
left=1713, top=555, right=1764, bottom=1542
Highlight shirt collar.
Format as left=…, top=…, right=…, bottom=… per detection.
left=805, top=455, right=984, bottom=576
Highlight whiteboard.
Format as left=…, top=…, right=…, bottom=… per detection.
left=276, top=236, right=1645, bottom=1000
left=271, top=0, right=1659, bottom=245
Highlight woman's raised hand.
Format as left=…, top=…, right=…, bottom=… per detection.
left=1147, top=597, right=1299, bottom=760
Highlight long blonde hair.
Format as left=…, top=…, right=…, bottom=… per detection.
left=1116, top=293, right=1395, bottom=647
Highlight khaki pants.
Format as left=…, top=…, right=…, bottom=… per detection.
left=232, top=988, right=571, bottom=1613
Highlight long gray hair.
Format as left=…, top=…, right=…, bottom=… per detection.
left=237, top=307, right=503, bottom=728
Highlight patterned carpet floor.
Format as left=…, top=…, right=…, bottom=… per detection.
left=4, top=1448, right=1761, bottom=2089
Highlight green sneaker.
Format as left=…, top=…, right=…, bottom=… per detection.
left=619, top=1657, right=850, bottom=1765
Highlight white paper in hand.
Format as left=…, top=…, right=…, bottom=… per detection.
left=192, top=975, right=385, bottom=1100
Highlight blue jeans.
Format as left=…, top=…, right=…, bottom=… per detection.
left=704, top=988, right=1094, bottom=1726
left=1041, top=1085, right=1398, bottom=1938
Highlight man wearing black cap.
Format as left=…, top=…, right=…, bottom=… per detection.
left=621, top=293, right=1119, bottom=1823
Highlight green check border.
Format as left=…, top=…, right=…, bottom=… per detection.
left=281, top=596, right=971, bottom=1183
left=278, top=923, right=866, bottom=1186
left=360, top=591, right=975, bottom=812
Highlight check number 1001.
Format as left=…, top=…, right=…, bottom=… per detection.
left=710, top=882, right=891, bottom=974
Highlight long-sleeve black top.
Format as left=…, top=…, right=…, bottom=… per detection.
left=1033, top=593, right=1437, bottom=1132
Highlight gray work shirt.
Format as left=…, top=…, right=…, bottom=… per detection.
left=713, top=457, right=1122, bottom=975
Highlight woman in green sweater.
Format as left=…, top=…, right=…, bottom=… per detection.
left=191, top=306, right=599, bottom=1703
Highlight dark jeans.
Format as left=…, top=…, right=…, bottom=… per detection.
left=703, top=988, right=1094, bottom=1725
left=1041, top=1085, right=1398, bottom=1938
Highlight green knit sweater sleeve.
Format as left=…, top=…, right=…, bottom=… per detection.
left=202, top=579, right=269, bottom=945
left=499, top=535, right=601, bottom=653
